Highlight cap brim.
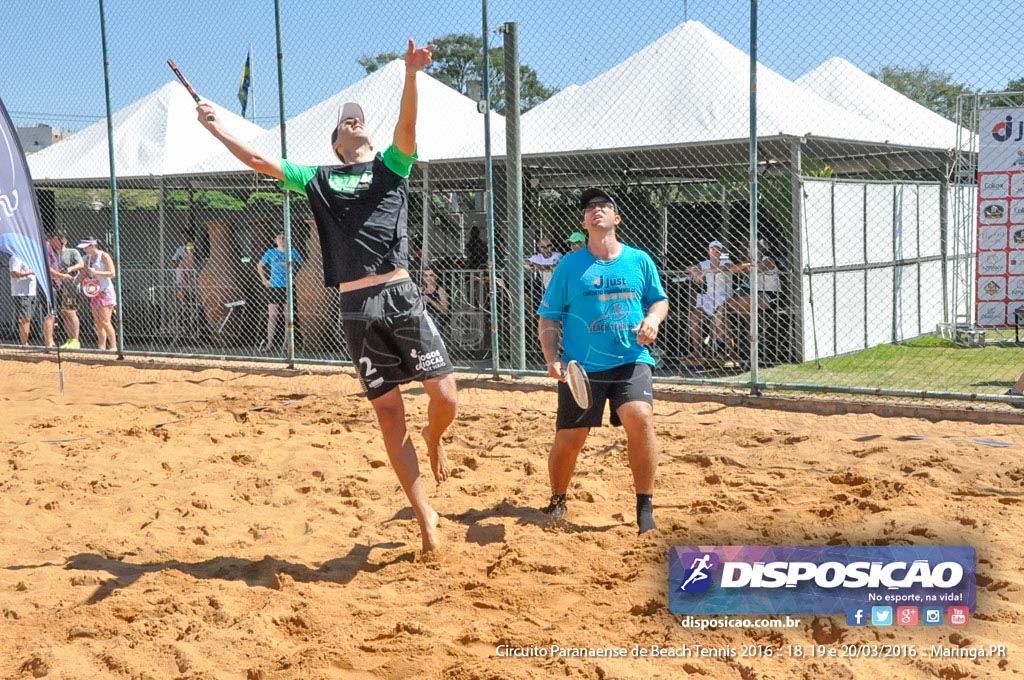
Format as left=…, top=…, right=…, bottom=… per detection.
left=579, top=188, right=614, bottom=209
left=338, top=102, right=365, bottom=124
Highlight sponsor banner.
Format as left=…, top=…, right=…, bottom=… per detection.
left=977, top=107, right=1024, bottom=326
left=668, top=546, right=975, bottom=616
left=0, top=97, right=51, bottom=303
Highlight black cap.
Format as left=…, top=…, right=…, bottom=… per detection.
left=579, top=187, right=618, bottom=212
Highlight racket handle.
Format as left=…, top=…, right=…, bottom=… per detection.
left=205, top=113, right=215, bottom=122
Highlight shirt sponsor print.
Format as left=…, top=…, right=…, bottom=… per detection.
left=328, top=169, right=374, bottom=196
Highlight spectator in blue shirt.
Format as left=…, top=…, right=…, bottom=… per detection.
left=258, top=232, right=303, bottom=350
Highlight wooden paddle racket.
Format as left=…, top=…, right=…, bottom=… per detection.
left=564, top=360, right=592, bottom=410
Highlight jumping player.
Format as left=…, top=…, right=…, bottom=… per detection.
left=196, top=40, right=456, bottom=553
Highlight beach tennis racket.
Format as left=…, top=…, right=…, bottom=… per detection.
left=78, top=276, right=101, bottom=298
left=167, top=59, right=215, bottom=121
left=563, top=360, right=592, bottom=410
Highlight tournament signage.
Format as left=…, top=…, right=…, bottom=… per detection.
left=0, top=96, right=50, bottom=302
left=669, top=546, right=976, bottom=621
left=976, top=107, right=1024, bottom=327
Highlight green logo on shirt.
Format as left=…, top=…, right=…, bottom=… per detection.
left=329, top=169, right=373, bottom=196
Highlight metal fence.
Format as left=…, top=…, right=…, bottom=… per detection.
left=4, top=0, right=1022, bottom=406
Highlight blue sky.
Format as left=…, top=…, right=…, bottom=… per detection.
left=4, top=0, right=1020, bottom=131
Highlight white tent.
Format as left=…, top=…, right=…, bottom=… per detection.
left=519, top=21, right=899, bottom=155
left=27, top=82, right=265, bottom=182
left=190, top=59, right=505, bottom=173
left=796, top=57, right=974, bottom=150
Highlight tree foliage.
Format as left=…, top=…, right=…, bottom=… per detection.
left=359, top=33, right=557, bottom=114
left=870, top=66, right=971, bottom=121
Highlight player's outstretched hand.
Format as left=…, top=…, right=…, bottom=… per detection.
left=405, top=39, right=435, bottom=72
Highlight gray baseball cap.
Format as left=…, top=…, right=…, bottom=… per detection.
left=330, top=102, right=366, bottom=145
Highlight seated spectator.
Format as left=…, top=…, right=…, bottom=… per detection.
left=687, top=240, right=749, bottom=358
left=728, top=252, right=782, bottom=318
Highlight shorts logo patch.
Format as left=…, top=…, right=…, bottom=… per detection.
left=410, top=347, right=446, bottom=373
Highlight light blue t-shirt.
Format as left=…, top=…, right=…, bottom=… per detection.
left=260, top=247, right=303, bottom=288
left=538, top=243, right=668, bottom=372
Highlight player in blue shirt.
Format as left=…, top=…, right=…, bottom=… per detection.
left=538, top=188, right=669, bottom=533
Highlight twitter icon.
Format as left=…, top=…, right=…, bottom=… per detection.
left=871, top=606, right=893, bottom=626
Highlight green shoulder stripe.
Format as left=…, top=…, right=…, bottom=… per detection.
left=381, top=145, right=417, bottom=178
left=279, top=159, right=317, bottom=196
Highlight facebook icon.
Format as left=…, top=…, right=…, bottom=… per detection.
left=845, top=606, right=867, bottom=626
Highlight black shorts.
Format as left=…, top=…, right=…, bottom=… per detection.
left=59, top=284, right=82, bottom=310
left=267, top=287, right=287, bottom=304
left=556, top=362, right=653, bottom=430
left=341, top=279, right=453, bottom=400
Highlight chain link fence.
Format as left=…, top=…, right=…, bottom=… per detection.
left=3, top=0, right=1022, bottom=405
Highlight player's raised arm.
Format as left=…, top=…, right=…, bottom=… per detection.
left=196, top=103, right=283, bottom=181
left=393, top=40, right=434, bottom=157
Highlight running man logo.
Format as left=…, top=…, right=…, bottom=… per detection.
left=678, top=551, right=720, bottom=593
left=668, top=545, right=976, bottom=616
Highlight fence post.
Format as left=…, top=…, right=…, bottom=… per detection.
left=273, top=0, right=295, bottom=368
left=481, top=0, right=500, bottom=378
left=748, top=0, right=760, bottom=394
left=98, top=0, right=125, bottom=359
left=502, top=22, right=526, bottom=371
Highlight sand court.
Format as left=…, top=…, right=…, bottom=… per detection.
left=0, top=358, right=1021, bottom=679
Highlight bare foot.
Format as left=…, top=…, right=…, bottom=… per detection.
left=420, top=507, right=441, bottom=554
left=421, top=425, right=449, bottom=483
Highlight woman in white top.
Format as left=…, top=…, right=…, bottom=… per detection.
left=687, top=240, right=749, bottom=358
left=78, top=239, right=118, bottom=351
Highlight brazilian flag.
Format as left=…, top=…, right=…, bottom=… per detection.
left=237, top=49, right=252, bottom=117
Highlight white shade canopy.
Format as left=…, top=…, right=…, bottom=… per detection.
left=519, top=21, right=901, bottom=155
left=27, top=82, right=266, bottom=182
left=796, top=57, right=974, bottom=150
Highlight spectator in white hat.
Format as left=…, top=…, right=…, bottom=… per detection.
left=687, top=240, right=749, bottom=360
